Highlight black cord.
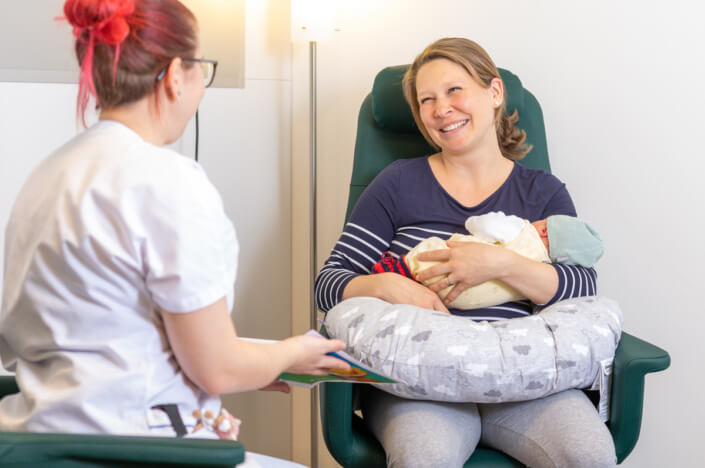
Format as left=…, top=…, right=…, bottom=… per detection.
left=194, top=109, right=199, bottom=162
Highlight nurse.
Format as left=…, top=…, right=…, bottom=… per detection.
left=0, top=0, right=348, bottom=447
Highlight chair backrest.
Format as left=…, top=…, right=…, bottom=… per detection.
left=346, top=65, right=551, bottom=221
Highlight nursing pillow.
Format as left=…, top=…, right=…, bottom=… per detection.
left=406, top=221, right=550, bottom=310
left=324, top=296, right=622, bottom=404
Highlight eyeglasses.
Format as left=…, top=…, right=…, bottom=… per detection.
left=156, top=57, right=218, bottom=88
left=183, top=58, right=218, bottom=88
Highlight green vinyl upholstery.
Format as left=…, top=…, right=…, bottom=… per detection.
left=321, top=65, right=671, bottom=467
left=0, top=377, right=245, bottom=467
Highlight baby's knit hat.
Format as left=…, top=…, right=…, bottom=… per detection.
left=546, top=215, right=604, bottom=267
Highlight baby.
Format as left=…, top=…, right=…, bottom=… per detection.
left=372, top=212, right=603, bottom=310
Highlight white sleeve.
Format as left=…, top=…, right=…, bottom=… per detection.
left=130, top=159, right=239, bottom=313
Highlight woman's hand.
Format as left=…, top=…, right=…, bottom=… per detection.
left=415, top=240, right=514, bottom=305
left=282, top=335, right=351, bottom=376
left=343, top=272, right=449, bottom=313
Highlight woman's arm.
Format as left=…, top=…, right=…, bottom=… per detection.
left=315, top=163, right=448, bottom=313
left=342, top=272, right=449, bottom=313
left=161, top=297, right=350, bottom=396
left=416, top=241, right=559, bottom=306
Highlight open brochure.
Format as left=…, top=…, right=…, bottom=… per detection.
left=240, top=330, right=397, bottom=389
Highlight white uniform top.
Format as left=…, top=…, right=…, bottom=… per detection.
left=0, top=120, right=238, bottom=435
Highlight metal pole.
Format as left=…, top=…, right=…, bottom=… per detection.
left=309, top=40, right=319, bottom=468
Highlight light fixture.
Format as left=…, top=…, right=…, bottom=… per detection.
left=290, top=2, right=337, bottom=467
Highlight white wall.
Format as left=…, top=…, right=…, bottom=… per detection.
left=210, top=0, right=294, bottom=459
left=0, top=0, right=296, bottom=460
left=297, top=0, right=703, bottom=466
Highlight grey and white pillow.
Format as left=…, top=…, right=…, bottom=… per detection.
left=324, top=296, right=622, bottom=404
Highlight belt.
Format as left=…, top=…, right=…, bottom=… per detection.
left=151, top=403, right=187, bottom=437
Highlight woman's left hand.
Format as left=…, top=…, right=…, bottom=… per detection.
left=415, top=240, right=513, bottom=304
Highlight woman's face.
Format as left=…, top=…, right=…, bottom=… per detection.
left=415, top=58, right=501, bottom=157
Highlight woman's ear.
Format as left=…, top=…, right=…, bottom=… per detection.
left=490, top=77, right=504, bottom=106
left=162, top=57, right=183, bottom=101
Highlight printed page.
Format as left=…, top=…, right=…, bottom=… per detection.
left=239, top=330, right=397, bottom=388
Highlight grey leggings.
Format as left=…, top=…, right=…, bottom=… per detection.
left=361, top=388, right=617, bottom=468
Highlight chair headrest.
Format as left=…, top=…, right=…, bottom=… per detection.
left=371, top=65, right=527, bottom=133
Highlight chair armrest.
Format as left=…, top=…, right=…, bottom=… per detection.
left=320, top=382, right=386, bottom=468
left=609, top=331, right=670, bottom=463
left=0, top=432, right=245, bottom=467
left=0, top=375, right=19, bottom=397
left=0, top=377, right=244, bottom=466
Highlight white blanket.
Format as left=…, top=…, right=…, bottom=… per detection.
left=406, top=221, right=550, bottom=309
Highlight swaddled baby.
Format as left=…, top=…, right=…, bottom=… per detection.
left=372, top=212, right=603, bottom=310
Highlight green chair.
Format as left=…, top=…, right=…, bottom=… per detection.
left=320, top=65, right=671, bottom=467
left=0, top=376, right=244, bottom=467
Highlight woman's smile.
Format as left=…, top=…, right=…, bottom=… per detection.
left=440, top=119, right=469, bottom=133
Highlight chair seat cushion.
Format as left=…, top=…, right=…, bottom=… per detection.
left=324, top=296, right=622, bottom=404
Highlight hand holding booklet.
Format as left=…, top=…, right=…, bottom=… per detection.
left=240, top=330, right=397, bottom=389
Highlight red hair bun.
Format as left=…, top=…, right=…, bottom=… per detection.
left=63, top=0, right=135, bottom=119
left=64, top=0, right=135, bottom=45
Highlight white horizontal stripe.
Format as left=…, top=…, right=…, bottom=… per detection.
left=329, top=271, right=353, bottom=311
left=346, top=222, right=388, bottom=248
left=567, top=265, right=576, bottom=298
left=331, top=249, right=370, bottom=273
left=320, top=270, right=351, bottom=311
left=335, top=241, right=377, bottom=267
left=577, top=266, right=584, bottom=295
left=398, top=226, right=454, bottom=237
left=320, top=266, right=353, bottom=275
left=317, top=269, right=348, bottom=310
left=396, top=232, right=425, bottom=242
left=341, top=232, right=384, bottom=257
left=590, top=268, right=597, bottom=296
left=486, top=306, right=530, bottom=314
left=556, top=264, right=568, bottom=302
left=391, top=239, right=414, bottom=251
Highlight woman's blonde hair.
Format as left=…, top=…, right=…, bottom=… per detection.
left=402, top=37, right=531, bottom=160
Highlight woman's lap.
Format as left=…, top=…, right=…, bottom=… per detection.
left=362, top=388, right=616, bottom=468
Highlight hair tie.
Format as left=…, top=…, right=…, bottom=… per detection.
left=64, top=0, right=135, bottom=105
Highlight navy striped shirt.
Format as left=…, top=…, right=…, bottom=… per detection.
left=316, top=157, right=597, bottom=320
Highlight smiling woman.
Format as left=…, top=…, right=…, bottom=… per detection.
left=314, top=37, right=616, bottom=467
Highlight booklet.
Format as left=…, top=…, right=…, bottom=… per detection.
left=240, top=330, right=397, bottom=389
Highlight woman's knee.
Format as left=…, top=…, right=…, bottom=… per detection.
left=550, top=437, right=617, bottom=468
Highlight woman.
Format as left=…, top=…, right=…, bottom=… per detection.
left=0, top=0, right=348, bottom=450
left=315, top=38, right=616, bottom=467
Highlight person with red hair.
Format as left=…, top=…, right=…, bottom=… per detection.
left=0, top=0, right=346, bottom=459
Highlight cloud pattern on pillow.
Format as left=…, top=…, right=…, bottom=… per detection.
left=324, top=296, right=622, bottom=403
